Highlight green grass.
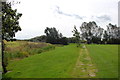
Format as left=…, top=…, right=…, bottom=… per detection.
left=5, top=44, right=80, bottom=78
left=4, top=43, right=118, bottom=78
left=86, top=44, right=118, bottom=78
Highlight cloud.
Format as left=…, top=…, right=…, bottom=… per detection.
left=54, top=6, right=84, bottom=20
left=54, top=6, right=111, bottom=22
left=96, top=15, right=111, bottom=21
left=90, top=14, right=111, bottom=24
left=72, top=14, right=83, bottom=19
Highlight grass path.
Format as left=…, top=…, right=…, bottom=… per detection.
left=71, top=45, right=97, bottom=78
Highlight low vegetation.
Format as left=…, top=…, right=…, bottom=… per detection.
left=4, top=41, right=55, bottom=62
left=5, top=44, right=80, bottom=78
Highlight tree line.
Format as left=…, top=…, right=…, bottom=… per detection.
left=80, top=21, right=120, bottom=44
left=29, top=27, right=68, bottom=45
left=29, top=21, right=120, bottom=45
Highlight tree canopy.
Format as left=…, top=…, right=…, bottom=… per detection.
left=80, top=21, right=104, bottom=44
left=72, top=25, right=81, bottom=47
left=44, top=27, right=68, bottom=45
left=80, top=21, right=120, bottom=44
left=2, top=2, right=22, bottom=41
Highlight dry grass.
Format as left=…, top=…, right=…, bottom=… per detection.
left=4, top=41, right=55, bottom=61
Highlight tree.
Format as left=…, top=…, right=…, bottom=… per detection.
left=44, top=27, right=68, bottom=45
left=2, top=2, right=22, bottom=41
left=59, top=37, right=68, bottom=45
left=29, top=35, right=47, bottom=42
left=45, top=27, right=59, bottom=44
left=80, top=21, right=103, bottom=44
left=72, top=25, right=81, bottom=47
left=67, top=37, right=76, bottom=43
left=105, top=23, right=120, bottom=44
left=2, top=1, right=22, bottom=73
left=80, top=22, right=93, bottom=44
left=103, top=30, right=109, bottom=44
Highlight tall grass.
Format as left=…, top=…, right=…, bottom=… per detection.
left=4, top=41, right=55, bottom=61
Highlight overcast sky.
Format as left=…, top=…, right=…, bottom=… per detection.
left=9, top=0, right=119, bottom=39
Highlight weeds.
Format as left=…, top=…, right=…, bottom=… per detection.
left=4, top=41, right=55, bottom=61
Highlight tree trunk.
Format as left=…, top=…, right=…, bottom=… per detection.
left=2, top=40, right=7, bottom=73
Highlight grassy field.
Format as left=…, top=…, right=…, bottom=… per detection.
left=5, top=44, right=80, bottom=78
left=3, top=42, right=118, bottom=78
left=86, top=44, right=118, bottom=78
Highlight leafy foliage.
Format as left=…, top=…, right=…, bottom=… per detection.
left=67, top=37, right=76, bottom=43
left=2, top=2, right=22, bottom=41
left=29, top=35, right=47, bottom=42
left=105, top=23, right=120, bottom=44
left=80, top=21, right=103, bottom=44
left=80, top=21, right=119, bottom=44
left=2, top=1, right=22, bottom=73
left=72, top=25, right=81, bottom=47
left=44, top=27, right=68, bottom=45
